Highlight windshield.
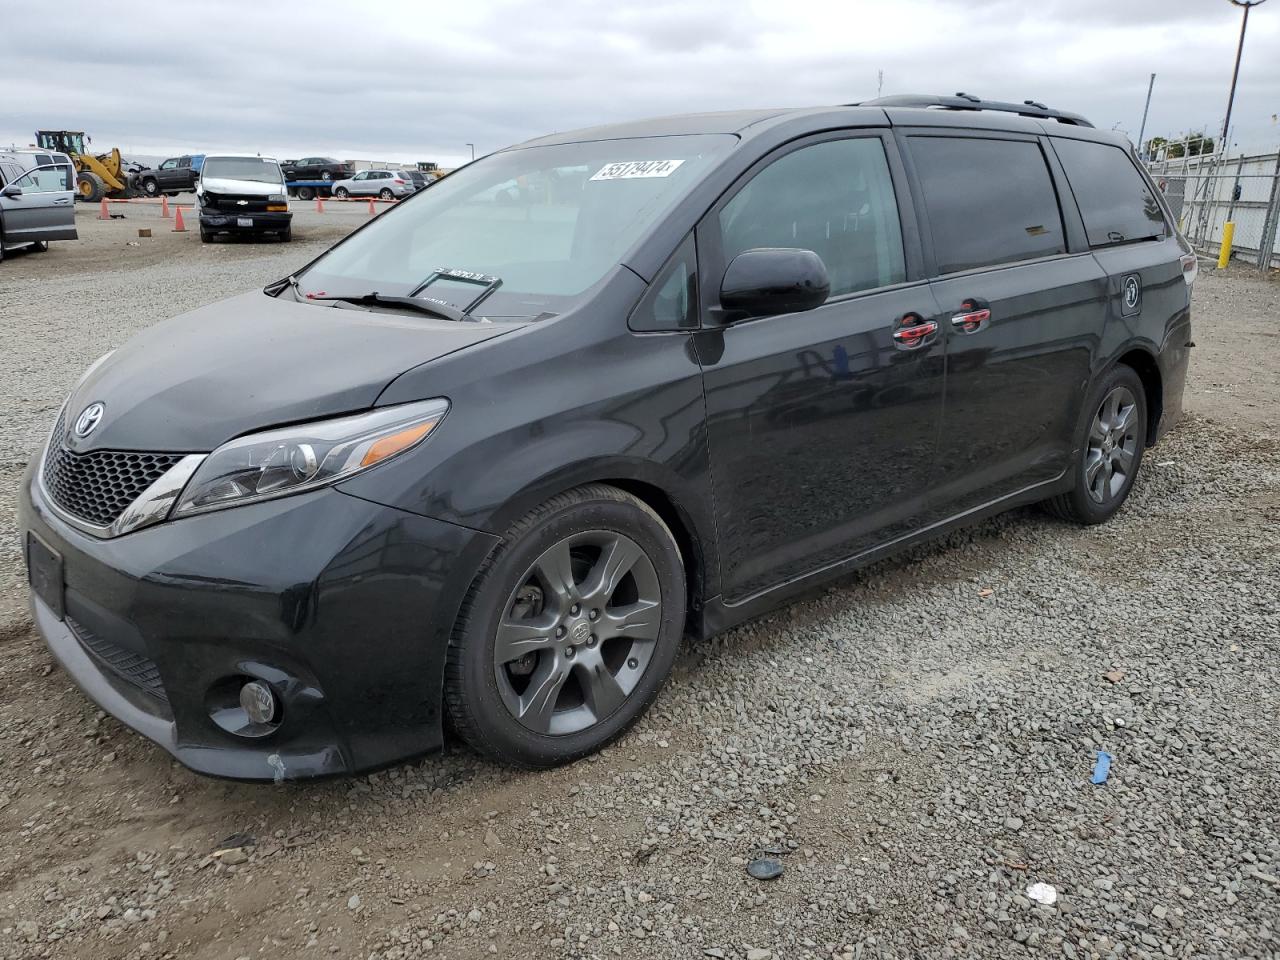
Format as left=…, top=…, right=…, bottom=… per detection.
left=203, top=157, right=283, bottom=183
left=297, top=134, right=734, bottom=320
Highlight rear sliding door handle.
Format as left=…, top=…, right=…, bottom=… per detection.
left=950, top=307, right=991, bottom=334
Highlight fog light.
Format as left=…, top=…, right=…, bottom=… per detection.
left=239, top=681, right=277, bottom=725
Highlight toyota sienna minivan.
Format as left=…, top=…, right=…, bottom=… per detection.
left=20, top=94, right=1195, bottom=780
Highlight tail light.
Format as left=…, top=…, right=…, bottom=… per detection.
left=1180, top=252, right=1198, bottom=287
left=393, top=178, right=406, bottom=184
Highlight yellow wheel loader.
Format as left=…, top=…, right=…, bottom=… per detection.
left=35, top=131, right=137, bottom=202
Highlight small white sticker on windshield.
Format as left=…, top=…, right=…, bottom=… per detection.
left=590, top=159, right=686, bottom=181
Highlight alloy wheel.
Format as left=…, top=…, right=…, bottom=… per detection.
left=493, top=531, right=662, bottom=736
left=1085, top=385, right=1139, bottom=503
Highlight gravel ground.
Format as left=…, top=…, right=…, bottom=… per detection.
left=0, top=215, right=1277, bottom=960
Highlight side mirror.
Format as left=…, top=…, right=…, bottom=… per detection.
left=1, top=184, right=22, bottom=198
left=720, top=248, right=830, bottom=319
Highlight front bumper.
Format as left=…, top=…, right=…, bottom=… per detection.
left=199, top=210, right=292, bottom=233
left=19, top=461, right=498, bottom=780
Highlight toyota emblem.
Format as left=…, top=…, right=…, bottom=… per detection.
left=74, top=402, right=105, bottom=438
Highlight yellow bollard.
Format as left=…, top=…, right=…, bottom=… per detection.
left=1217, top=221, right=1235, bottom=269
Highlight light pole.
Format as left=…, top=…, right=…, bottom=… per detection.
left=1137, top=73, right=1156, bottom=158
left=466, top=143, right=475, bottom=162
left=1221, top=0, right=1267, bottom=151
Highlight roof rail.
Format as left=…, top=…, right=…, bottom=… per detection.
left=855, top=93, right=1093, bottom=128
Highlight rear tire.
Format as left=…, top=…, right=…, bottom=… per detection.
left=379, top=188, right=394, bottom=200
left=445, top=484, right=686, bottom=769
left=296, top=186, right=314, bottom=201
left=77, top=172, right=105, bottom=203
left=30, top=240, right=48, bottom=253
left=200, top=228, right=214, bottom=243
left=1044, top=365, right=1147, bottom=525
left=279, top=226, right=292, bottom=242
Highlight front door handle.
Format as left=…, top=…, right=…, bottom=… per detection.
left=892, top=316, right=938, bottom=349
left=950, top=307, right=991, bottom=334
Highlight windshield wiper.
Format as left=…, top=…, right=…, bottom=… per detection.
left=306, top=292, right=469, bottom=322
left=264, top=274, right=298, bottom=297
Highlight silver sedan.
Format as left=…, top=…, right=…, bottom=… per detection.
left=330, top=170, right=416, bottom=200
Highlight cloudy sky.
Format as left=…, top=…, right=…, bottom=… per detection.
left=4, top=0, right=1277, bottom=166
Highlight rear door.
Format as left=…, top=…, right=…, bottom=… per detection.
left=0, top=164, right=78, bottom=246
left=901, top=130, right=1107, bottom=515
left=696, top=132, right=945, bottom=602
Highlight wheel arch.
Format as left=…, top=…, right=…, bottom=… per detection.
left=1112, top=347, right=1163, bottom=446
left=477, top=459, right=717, bottom=637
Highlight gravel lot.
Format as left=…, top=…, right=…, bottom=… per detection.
left=0, top=210, right=1277, bottom=960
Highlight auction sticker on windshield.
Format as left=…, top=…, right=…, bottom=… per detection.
left=590, top=160, right=686, bottom=181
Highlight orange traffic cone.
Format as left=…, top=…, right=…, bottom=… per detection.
left=172, top=206, right=187, bottom=232
left=98, top=198, right=110, bottom=220
left=161, top=195, right=171, bottom=218
left=367, top=197, right=376, bottom=216
left=315, top=196, right=324, bottom=213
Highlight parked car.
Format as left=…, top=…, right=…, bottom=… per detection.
left=402, top=169, right=434, bottom=191
left=136, top=155, right=204, bottom=197
left=281, top=157, right=355, bottom=182
left=20, top=94, right=1193, bottom=780
left=331, top=169, right=415, bottom=199
left=195, top=155, right=291, bottom=242
left=0, top=159, right=77, bottom=261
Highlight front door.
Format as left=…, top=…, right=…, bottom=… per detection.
left=902, top=131, right=1108, bottom=514
left=0, top=164, right=77, bottom=246
left=696, top=133, right=944, bottom=603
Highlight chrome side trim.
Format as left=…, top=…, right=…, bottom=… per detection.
left=37, top=447, right=206, bottom=539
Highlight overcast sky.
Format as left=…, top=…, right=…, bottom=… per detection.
left=4, top=0, right=1277, bottom=166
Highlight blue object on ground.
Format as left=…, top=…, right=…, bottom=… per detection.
left=1091, top=750, right=1112, bottom=784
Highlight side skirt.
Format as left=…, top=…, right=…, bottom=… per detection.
left=695, top=473, right=1069, bottom=639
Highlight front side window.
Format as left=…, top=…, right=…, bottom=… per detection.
left=299, top=134, right=734, bottom=321
left=909, top=136, right=1066, bottom=274
left=1052, top=137, right=1167, bottom=246
left=160, top=159, right=177, bottom=170
left=716, top=137, right=906, bottom=301
left=201, top=157, right=283, bottom=184
left=14, top=165, right=71, bottom=193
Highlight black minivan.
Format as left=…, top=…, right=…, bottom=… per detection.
left=20, top=94, right=1195, bottom=780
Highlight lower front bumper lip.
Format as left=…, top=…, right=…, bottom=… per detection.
left=32, top=594, right=348, bottom=782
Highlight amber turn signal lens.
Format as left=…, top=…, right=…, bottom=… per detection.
left=360, top=420, right=439, bottom=467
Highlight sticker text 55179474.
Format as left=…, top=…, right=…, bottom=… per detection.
left=590, top=160, right=686, bottom=182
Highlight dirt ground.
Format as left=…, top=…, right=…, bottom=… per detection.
left=0, top=214, right=1277, bottom=960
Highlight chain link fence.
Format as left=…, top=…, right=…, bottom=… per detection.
left=1146, top=139, right=1280, bottom=271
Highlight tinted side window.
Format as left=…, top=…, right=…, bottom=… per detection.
left=630, top=234, right=697, bottom=331
left=909, top=137, right=1065, bottom=274
left=1052, top=137, right=1166, bottom=246
left=718, top=137, right=906, bottom=300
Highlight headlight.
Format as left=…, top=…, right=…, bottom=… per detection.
left=269, top=194, right=287, bottom=204
left=172, top=398, right=448, bottom=518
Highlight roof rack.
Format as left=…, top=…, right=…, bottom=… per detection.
left=855, top=92, right=1093, bottom=128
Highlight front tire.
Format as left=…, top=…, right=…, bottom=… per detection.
left=77, top=172, right=105, bottom=203
left=334, top=187, right=349, bottom=199
left=445, top=484, right=686, bottom=769
left=1044, top=365, right=1147, bottom=525
left=141, top=178, right=160, bottom=198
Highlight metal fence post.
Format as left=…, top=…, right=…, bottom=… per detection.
left=1258, top=153, right=1280, bottom=273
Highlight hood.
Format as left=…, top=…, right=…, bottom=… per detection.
left=199, top=176, right=281, bottom=196
left=65, top=290, right=514, bottom=453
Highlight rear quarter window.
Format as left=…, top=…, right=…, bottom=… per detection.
left=908, top=136, right=1066, bottom=275
left=1051, top=138, right=1167, bottom=247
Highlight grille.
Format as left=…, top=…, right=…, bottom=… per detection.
left=67, top=617, right=168, bottom=703
left=43, top=411, right=184, bottom=528
left=204, top=192, right=270, bottom=212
